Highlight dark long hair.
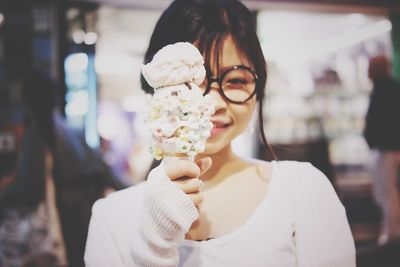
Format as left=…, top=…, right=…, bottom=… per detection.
left=141, top=0, right=276, bottom=159
left=0, top=71, right=58, bottom=215
left=22, top=71, right=58, bottom=150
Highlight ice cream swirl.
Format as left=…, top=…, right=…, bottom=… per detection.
left=143, top=42, right=214, bottom=160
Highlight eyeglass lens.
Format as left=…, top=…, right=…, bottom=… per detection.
left=201, top=67, right=256, bottom=103
left=221, top=68, right=256, bottom=102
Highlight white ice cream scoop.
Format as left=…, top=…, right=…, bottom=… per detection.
left=143, top=42, right=214, bottom=160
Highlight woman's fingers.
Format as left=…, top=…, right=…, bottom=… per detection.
left=163, top=157, right=200, bottom=180
left=162, top=156, right=210, bottom=207
left=187, top=191, right=204, bottom=206
left=196, top=157, right=212, bottom=176
left=174, top=177, right=203, bottom=193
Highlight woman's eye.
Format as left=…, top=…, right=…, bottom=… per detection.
left=228, top=78, right=246, bottom=84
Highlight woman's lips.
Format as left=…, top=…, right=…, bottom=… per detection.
left=210, top=121, right=231, bottom=137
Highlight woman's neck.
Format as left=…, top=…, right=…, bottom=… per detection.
left=199, top=145, right=248, bottom=186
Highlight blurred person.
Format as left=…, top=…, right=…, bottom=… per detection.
left=85, top=0, right=355, bottom=266
left=0, top=71, right=125, bottom=267
left=364, top=55, right=400, bottom=245
left=21, top=252, right=62, bottom=267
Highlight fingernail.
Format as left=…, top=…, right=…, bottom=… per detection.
left=199, top=180, right=205, bottom=190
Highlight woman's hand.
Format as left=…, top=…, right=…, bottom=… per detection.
left=163, top=157, right=212, bottom=207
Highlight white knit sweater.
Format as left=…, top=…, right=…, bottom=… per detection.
left=84, top=161, right=356, bottom=267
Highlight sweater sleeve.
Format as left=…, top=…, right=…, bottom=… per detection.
left=293, top=163, right=356, bottom=267
left=130, top=164, right=199, bottom=266
left=84, top=164, right=199, bottom=267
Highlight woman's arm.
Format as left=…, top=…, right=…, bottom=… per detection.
left=130, top=164, right=200, bottom=266
left=292, top=163, right=356, bottom=267
left=85, top=158, right=210, bottom=267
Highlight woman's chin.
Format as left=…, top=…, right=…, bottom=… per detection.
left=202, top=138, right=229, bottom=156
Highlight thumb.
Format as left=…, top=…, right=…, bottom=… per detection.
left=196, top=157, right=212, bottom=176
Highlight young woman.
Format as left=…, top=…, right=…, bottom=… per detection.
left=84, top=0, right=356, bottom=266
left=0, top=72, right=123, bottom=267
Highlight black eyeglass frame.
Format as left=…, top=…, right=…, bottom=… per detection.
left=202, top=65, right=259, bottom=104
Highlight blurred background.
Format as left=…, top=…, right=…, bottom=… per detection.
left=0, top=0, right=399, bottom=266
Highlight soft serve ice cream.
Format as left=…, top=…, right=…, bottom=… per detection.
left=142, top=42, right=214, bottom=160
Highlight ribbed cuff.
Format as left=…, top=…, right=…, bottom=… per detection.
left=144, top=165, right=199, bottom=241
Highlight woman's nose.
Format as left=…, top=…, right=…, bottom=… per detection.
left=207, top=84, right=227, bottom=112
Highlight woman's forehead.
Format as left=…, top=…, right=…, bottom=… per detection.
left=205, top=35, right=252, bottom=73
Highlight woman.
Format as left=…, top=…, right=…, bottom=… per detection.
left=0, top=71, right=123, bottom=267
left=84, top=0, right=355, bottom=266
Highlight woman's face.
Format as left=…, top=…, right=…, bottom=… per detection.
left=200, top=35, right=256, bottom=155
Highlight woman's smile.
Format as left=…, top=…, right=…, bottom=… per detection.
left=210, top=120, right=232, bottom=137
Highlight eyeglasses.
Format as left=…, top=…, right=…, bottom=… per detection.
left=201, top=65, right=258, bottom=104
